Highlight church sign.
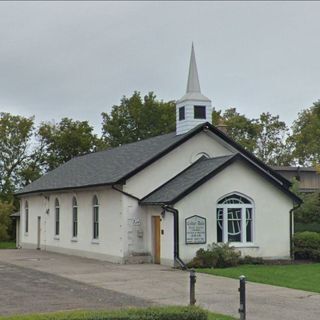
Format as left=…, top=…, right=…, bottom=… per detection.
left=185, top=215, right=206, bottom=244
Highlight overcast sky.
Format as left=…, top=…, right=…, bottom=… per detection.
left=0, top=1, right=319, bottom=134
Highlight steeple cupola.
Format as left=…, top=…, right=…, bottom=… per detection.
left=176, top=44, right=212, bottom=135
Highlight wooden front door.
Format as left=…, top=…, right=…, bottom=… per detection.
left=153, top=216, right=161, bottom=264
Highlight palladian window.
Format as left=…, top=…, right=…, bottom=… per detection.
left=216, top=193, right=253, bottom=243
left=92, top=195, right=99, bottom=240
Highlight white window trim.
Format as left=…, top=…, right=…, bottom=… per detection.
left=72, top=197, right=78, bottom=239
left=217, top=203, right=255, bottom=245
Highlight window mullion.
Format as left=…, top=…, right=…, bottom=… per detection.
left=223, top=208, right=228, bottom=243
left=241, top=208, right=246, bottom=243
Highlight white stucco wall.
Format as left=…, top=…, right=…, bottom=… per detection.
left=20, top=187, right=125, bottom=263
left=174, top=159, right=294, bottom=262
left=124, top=131, right=234, bottom=198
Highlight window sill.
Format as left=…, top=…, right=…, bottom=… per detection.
left=54, top=236, right=60, bottom=240
left=91, top=239, right=99, bottom=244
left=71, top=238, right=78, bottom=242
left=231, top=243, right=259, bottom=248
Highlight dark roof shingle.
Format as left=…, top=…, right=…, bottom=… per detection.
left=140, top=155, right=236, bottom=205
left=16, top=131, right=188, bottom=195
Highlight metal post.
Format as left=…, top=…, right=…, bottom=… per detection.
left=189, top=269, right=196, bottom=305
left=239, top=275, right=246, bottom=320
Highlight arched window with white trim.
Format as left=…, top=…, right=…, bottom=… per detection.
left=72, top=197, right=78, bottom=238
left=55, top=198, right=60, bottom=236
left=216, top=193, right=253, bottom=243
left=92, top=195, right=99, bottom=240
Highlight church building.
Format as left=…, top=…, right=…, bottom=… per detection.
left=16, top=45, right=301, bottom=266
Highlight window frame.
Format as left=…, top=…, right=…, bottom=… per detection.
left=25, top=201, right=29, bottom=234
left=179, top=106, right=185, bottom=121
left=54, top=198, right=60, bottom=237
left=92, top=195, right=99, bottom=240
left=72, top=197, right=78, bottom=239
left=194, top=105, right=206, bottom=119
left=216, top=194, right=254, bottom=244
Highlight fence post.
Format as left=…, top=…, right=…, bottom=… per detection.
left=239, top=275, right=246, bottom=320
left=189, top=269, right=196, bottom=305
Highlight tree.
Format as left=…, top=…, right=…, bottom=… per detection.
left=38, top=118, right=103, bottom=171
left=212, top=108, right=259, bottom=153
left=0, top=200, right=14, bottom=240
left=213, top=108, right=291, bottom=165
left=0, top=113, right=35, bottom=201
left=102, top=91, right=176, bottom=147
left=254, top=112, right=292, bottom=166
left=290, top=101, right=320, bottom=166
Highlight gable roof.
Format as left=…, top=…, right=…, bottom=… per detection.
left=16, top=122, right=292, bottom=196
left=140, top=153, right=302, bottom=205
left=140, top=155, right=236, bottom=205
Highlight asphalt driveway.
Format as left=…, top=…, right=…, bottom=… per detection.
left=0, top=261, right=151, bottom=316
left=0, top=249, right=320, bottom=320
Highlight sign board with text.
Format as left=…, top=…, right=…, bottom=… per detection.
left=185, top=215, right=206, bottom=244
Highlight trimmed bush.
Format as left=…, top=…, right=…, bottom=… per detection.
left=293, top=231, right=320, bottom=261
left=239, top=255, right=264, bottom=265
left=188, top=243, right=240, bottom=268
left=0, top=307, right=208, bottom=320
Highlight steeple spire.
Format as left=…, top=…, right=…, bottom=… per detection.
left=186, top=43, right=201, bottom=93
left=175, top=43, right=213, bottom=135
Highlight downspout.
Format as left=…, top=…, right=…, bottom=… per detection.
left=162, top=205, right=187, bottom=270
left=290, top=202, right=302, bottom=260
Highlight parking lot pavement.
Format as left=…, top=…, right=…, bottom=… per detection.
left=0, top=262, right=152, bottom=316
left=1, top=249, right=320, bottom=320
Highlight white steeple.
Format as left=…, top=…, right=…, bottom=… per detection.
left=176, top=44, right=212, bottom=135
left=186, top=43, right=201, bottom=93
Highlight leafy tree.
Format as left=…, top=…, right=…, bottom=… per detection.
left=290, top=101, right=320, bottom=166
left=102, top=91, right=176, bottom=147
left=0, top=200, right=14, bottom=240
left=0, top=113, right=35, bottom=201
left=254, top=112, right=292, bottom=166
left=38, top=118, right=103, bottom=171
left=212, top=108, right=259, bottom=153
left=213, top=108, right=291, bottom=165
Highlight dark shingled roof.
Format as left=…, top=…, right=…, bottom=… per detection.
left=141, top=153, right=302, bottom=205
left=140, top=155, right=236, bottom=205
left=16, top=122, right=296, bottom=198
left=16, top=130, right=193, bottom=195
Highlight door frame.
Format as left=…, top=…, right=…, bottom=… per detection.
left=152, top=216, right=161, bottom=264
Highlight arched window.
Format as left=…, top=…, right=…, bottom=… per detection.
left=25, top=201, right=29, bottom=233
left=92, top=195, right=99, bottom=240
left=72, top=197, right=78, bottom=238
left=55, top=198, right=60, bottom=236
left=216, top=193, right=253, bottom=243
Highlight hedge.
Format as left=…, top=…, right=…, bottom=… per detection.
left=0, top=307, right=208, bottom=320
left=293, top=231, right=320, bottom=261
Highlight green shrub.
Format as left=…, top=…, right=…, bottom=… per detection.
left=0, top=307, right=208, bottom=320
left=239, top=255, right=264, bottom=265
left=188, top=243, right=240, bottom=268
left=293, top=231, right=320, bottom=261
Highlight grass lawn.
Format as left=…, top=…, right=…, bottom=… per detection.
left=197, top=263, right=320, bottom=293
left=0, top=241, right=16, bottom=249
left=208, top=311, right=236, bottom=320
left=0, top=308, right=236, bottom=320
